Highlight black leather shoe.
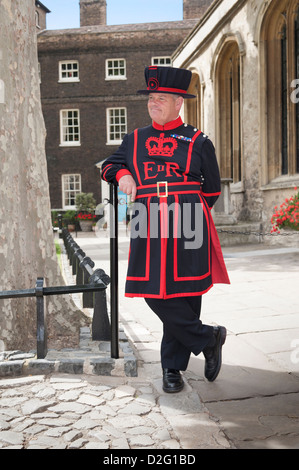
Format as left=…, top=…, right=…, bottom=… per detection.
left=203, top=326, right=226, bottom=382
left=162, top=368, right=184, bottom=393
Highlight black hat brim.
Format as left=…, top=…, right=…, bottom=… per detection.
left=137, top=89, right=196, bottom=99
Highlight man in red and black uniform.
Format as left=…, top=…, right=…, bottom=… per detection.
left=102, top=66, right=230, bottom=392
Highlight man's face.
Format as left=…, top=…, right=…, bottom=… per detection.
left=147, top=93, right=183, bottom=126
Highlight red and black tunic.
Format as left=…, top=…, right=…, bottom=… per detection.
left=102, top=116, right=230, bottom=299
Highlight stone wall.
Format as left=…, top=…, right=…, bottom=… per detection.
left=0, top=0, right=86, bottom=351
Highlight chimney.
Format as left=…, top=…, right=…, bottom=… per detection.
left=80, top=0, right=107, bottom=27
left=183, top=0, right=213, bottom=20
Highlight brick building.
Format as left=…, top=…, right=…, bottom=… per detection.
left=37, top=0, right=211, bottom=211
left=35, top=0, right=50, bottom=31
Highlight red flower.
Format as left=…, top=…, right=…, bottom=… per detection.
left=270, top=189, right=299, bottom=232
left=76, top=212, right=96, bottom=221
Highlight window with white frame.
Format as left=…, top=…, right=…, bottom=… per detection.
left=59, top=61, right=80, bottom=82
left=151, top=57, right=172, bottom=66
left=106, top=108, right=127, bottom=144
left=62, top=174, right=81, bottom=209
left=105, top=59, right=126, bottom=80
left=60, top=109, right=81, bottom=146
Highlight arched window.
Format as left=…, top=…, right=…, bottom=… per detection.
left=185, top=72, right=201, bottom=130
left=215, top=41, right=241, bottom=183
left=35, top=11, right=40, bottom=28
left=281, top=23, right=288, bottom=175
left=261, top=0, right=299, bottom=181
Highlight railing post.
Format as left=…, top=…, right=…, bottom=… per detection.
left=80, top=257, right=95, bottom=308
left=58, top=213, right=63, bottom=239
left=75, top=249, right=86, bottom=284
left=36, top=277, right=47, bottom=359
left=91, top=270, right=111, bottom=341
left=110, top=184, right=119, bottom=359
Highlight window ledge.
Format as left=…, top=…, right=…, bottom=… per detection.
left=106, top=141, right=122, bottom=146
left=59, top=142, right=81, bottom=147
left=261, top=175, right=299, bottom=191
left=58, top=79, right=80, bottom=83
left=105, top=77, right=127, bottom=81
left=230, top=181, right=244, bottom=193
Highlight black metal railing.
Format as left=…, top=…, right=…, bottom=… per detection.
left=0, top=184, right=120, bottom=361
left=0, top=275, right=109, bottom=360
left=61, top=228, right=111, bottom=343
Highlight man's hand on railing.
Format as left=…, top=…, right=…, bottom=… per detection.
left=118, top=175, right=137, bottom=202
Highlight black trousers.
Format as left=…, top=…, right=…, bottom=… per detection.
left=145, top=296, right=214, bottom=371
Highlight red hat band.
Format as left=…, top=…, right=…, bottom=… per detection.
left=147, top=86, right=187, bottom=95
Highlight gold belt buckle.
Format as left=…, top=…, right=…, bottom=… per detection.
left=157, top=181, right=168, bottom=198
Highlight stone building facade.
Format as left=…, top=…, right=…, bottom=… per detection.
left=173, top=0, right=299, bottom=242
left=37, top=0, right=210, bottom=211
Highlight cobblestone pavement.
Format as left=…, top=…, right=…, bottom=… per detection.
left=1, top=229, right=299, bottom=450
left=0, top=373, right=229, bottom=449
left=0, top=230, right=230, bottom=450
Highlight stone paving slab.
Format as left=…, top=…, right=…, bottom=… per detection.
left=1, top=232, right=299, bottom=449
left=205, top=392, right=299, bottom=449
left=0, top=374, right=231, bottom=449
left=90, top=233, right=299, bottom=450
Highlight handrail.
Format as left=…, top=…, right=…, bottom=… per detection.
left=0, top=232, right=111, bottom=359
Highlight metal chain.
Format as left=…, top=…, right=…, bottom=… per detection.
left=102, top=198, right=127, bottom=206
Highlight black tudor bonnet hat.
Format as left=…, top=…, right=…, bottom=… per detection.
left=138, top=66, right=196, bottom=99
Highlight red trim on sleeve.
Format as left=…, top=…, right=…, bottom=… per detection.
left=102, top=164, right=113, bottom=181
left=116, top=169, right=132, bottom=182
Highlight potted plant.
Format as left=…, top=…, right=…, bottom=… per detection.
left=51, top=210, right=59, bottom=231
left=75, top=192, right=96, bottom=232
left=63, top=210, right=77, bottom=232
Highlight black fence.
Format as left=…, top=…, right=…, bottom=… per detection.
left=61, top=228, right=111, bottom=344
left=0, top=274, right=109, bottom=360
left=0, top=184, right=120, bottom=361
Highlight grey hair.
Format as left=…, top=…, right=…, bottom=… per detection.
left=172, top=94, right=182, bottom=100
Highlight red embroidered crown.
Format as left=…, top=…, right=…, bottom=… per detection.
left=145, top=133, right=178, bottom=157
